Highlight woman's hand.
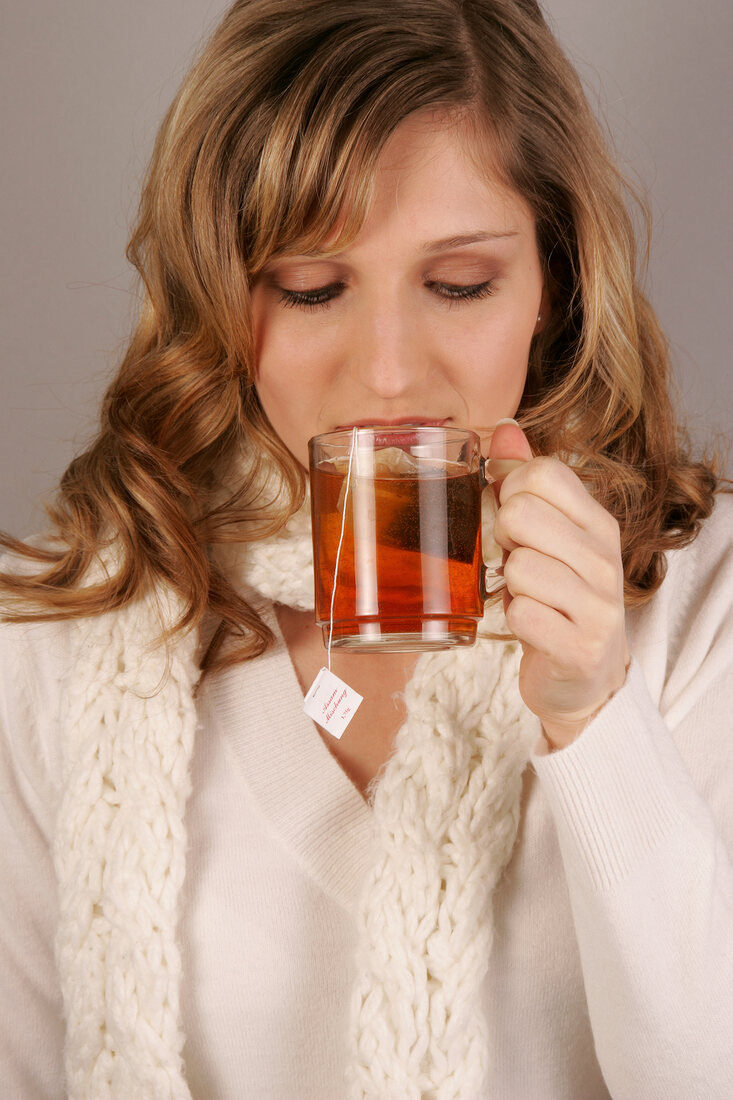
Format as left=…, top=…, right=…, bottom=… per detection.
left=488, top=421, right=630, bottom=750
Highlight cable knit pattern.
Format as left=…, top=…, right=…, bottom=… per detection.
left=52, top=487, right=532, bottom=1098
left=231, top=491, right=315, bottom=611
left=231, top=492, right=534, bottom=1098
left=54, top=589, right=200, bottom=1099
left=347, top=607, right=532, bottom=1098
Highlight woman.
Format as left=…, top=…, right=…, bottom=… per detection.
left=1, top=1, right=731, bottom=1097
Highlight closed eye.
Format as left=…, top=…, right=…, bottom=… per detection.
left=426, top=280, right=495, bottom=303
left=276, top=277, right=495, bottom=311
left=278, top=281, right=346, bottom=309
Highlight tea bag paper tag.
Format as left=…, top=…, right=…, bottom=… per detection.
left=303, top=667, right=363, bottom=739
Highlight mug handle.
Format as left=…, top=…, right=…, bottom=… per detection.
left=478, top=456, right=525, bottom=601
left=479, top=455, right=526, bottom=488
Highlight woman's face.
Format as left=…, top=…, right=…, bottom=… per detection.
left=251, top=112, right=547, bottom=466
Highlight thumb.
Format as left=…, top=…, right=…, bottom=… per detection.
left=487, top=418, right=533, bottom=496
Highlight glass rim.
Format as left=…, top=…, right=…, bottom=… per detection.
left=308, top=425, right=480, bottom=450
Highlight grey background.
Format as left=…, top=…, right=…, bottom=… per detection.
left=2, top=0, right=731, bottom=536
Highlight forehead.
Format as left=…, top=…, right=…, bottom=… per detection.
left=374, top=110, right=529, bottom=215
left=276, top=111, right=532, bottom=264
left=318, top=111, right=534, bottom=259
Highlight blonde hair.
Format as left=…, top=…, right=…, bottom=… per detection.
left=0, top=0, right=724, bottom=668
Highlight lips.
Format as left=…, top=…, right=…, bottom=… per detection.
left=330, top=419, right=452, bottom=449
left=333, top=417, right=450, bottom=430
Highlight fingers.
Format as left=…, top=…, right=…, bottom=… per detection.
left=502, top=544, right=624, bottom=645
left=503, top=545, right=589, bottom=622
left=499, top=455, right=616, bottom=536
left=488, top=420, right=533, bottom=464
left=494, top=487, right=623, bottom=596
left=485, top=422, right=629, bottom=744
left=504, top=595, right=625, bottom=684
left=487, top=423, right=612, bottom=536
left=487, top=421, right=532, bottom=500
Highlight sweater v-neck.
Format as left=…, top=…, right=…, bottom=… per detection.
left=201, top=603, right=375, bottom=915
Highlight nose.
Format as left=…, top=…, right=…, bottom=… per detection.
left=352, top=300, right=425, bottom=400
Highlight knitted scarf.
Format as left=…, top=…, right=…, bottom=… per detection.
left=54, top=498, right=534, bottom=1099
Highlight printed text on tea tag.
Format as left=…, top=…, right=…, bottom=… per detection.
left=303, top=666, right=363, bottom=739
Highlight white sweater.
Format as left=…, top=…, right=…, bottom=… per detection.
left=1, top=495, right=732, bottom=1099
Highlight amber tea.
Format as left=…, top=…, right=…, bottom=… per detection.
left=309, top=428, right=486, bottom=650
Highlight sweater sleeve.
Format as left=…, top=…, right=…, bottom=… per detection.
left=532, top=500, right=733, bottom=1099
left=0, top=620, right=66, bottom=1099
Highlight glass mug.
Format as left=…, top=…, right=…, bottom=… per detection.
left=308, top=426, right=503, bottom=651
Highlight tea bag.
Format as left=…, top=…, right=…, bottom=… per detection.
left=369, top=446, right=422, bottom=477
left=331, top=448, right=463, bottom=513
left=329, top=448, right=412, bottom=513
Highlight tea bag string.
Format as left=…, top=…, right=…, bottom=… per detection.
left=327, top=426, right=358, bottom=671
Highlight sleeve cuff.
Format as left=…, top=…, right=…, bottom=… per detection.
left=531, top=658, right=693, bottom=891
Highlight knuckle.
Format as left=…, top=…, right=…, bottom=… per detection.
left=575, top=610, right=620, bottom=675
left=603, top=509, right=622, bottom=543
left=526, top=455, right=563, bottom=492
left=593, top=555, right=618, bottom=593
left=606, top=600, right=626, bottom=635
left=502, top=555, right=517, bottom=590
left=504, top=595, right=524, bottom=635
left=500, top=492, right=528, bottom=532
left=505, top=593, right=535, bottom=635
left=503, top=545, right=531, bottom=586
left=492, top=510, right=508, bottom=547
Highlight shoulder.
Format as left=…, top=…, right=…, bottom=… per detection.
left=628, top=493, right=733, bottom=710
left=680, top=489, right=733, bottom=563
left=664, top=491, right=733, bottom=611
left=0, top=566, right=199, bottom=818
left=0, top=549, right=77, bottom=752
left=0, top=615, right=74, bottom=833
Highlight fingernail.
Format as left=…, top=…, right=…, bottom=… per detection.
left=495, top=417, right=520, bottom=427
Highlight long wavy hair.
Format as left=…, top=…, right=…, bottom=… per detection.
left=0, top=0, right=724, bottom=668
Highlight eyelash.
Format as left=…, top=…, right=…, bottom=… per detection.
left=279, top=282, right=347, bottom=310
left=426, top=280, right=496, bottom=304
left=278, top=279, right=495, bottom=310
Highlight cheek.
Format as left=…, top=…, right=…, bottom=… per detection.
left=251, top=303, right=339, bottom=464
left=254, top=358, right=313, bottom=468
left=255, top=343, right=310, bottom=439
left=256, top=331, right=335, bottom=420
left=456, top=309, right=535, bottom=389
left=450, top=310, right=534, bottom=437
left=253, top=294, right=336, bottom=391
left=494, top=314, right=537, bottom=377
left=253, top=301, right=307, bottom=400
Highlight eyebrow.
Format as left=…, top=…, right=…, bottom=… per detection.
left=270, top=229, right=520, bottom=266
left=419, top=231, right=519, bottom=254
